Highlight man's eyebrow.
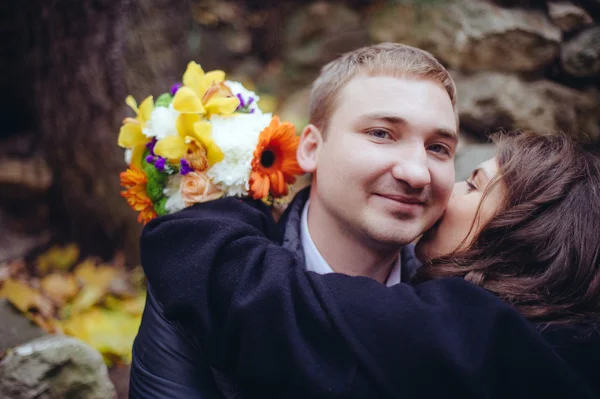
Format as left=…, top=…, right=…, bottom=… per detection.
left=361, top=113, right=407, bottom=125
left=435, top=128, right=458, bottom=142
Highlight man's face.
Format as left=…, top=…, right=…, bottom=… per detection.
left=307, top=75, right=457, bottom=248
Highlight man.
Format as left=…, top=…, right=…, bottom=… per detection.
left=129, top=43, right=460, bottom=397
left=292, top=43, right=457, bottom=285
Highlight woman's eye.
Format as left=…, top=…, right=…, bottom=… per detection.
left=368, top=129, right=391, bottom=140
left=466, top=181, right=477, bottom=192
left=428, top=144, right=450, bottom=155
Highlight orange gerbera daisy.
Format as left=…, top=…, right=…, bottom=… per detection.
left=249, top=116, right=303, bottom=200
left=120, top=167, right=157, bottom=224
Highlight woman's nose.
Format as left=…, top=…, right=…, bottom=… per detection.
left=451, top=181, right=467, bottom=198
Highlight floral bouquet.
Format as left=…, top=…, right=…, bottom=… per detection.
left=118, top=61, right=303, bottom=224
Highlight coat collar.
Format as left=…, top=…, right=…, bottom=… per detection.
left=277, top=186, right=421, bottom=283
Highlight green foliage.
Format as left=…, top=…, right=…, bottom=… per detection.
left=141, top=150, right=169, bottom=202
left=155, top=93, right=173, bottom=108
left=145, top=179, right=164, bottom=202
left=142, top=154, right=168, bottom=184
left=154, top=197, right=169, bottom=216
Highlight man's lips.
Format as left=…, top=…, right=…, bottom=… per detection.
left=376, top=194, right=425, bottom=205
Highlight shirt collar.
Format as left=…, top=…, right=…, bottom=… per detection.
left=300, top=200, right=401, bottom=286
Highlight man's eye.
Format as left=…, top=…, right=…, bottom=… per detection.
left=367, top=129, right=391, bottom=140
left=428, top=144, right=450, bottom=155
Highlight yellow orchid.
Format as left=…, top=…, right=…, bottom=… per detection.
left=172, top=61, right=240, bottom=118
left=153, top=114, right=224, bottom=167
left=117, top=96, right=154, bottom=169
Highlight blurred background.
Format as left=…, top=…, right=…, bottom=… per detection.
left=0, top=0, right=598, bottom=397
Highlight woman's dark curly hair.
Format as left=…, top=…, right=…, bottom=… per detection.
left=414, top=130, right=600, bottom=326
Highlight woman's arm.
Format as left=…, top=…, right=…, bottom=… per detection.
left=141, top=198, right=595, bottom=399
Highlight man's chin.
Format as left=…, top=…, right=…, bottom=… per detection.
left=364, top=225, right=422, bottom=249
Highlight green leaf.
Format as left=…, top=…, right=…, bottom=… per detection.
left=155, top=93, right=173, bottom=108
left=146, top=179, right=163, bottom=202
left=154, top=197, right=169, bottom=216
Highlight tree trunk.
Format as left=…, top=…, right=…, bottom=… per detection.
left=0, top=0, right=192, bottom=264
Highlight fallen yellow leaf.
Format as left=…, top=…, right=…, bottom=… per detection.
left=74, top=261, right=119, bottom=287
left=68, top=261, right=122, bottom=315
left=68, top=285, right=107, bottom=316
left=122, top=294, right=147, bottom=316
left=0, top=279, right=54, bottom=317
left=0, top=279, right=58, bottom=332
left=128, top=266, right=147, bottom=291
left=0, top=259, right=26, bottom=283
left=40, top=273, right=80, bottom=306
left=104, top=293, right=147, bottom=316
left=36, top=244, right=80, bottom=274
left=63, top=308, right=142, bottom=364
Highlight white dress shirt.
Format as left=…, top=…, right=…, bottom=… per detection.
left=300, top=201, right=401, bottom=286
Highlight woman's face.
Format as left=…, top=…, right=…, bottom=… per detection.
left=415, top=158, right=506, bottom=262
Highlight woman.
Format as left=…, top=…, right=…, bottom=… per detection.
left=141, top=131, right=600, bottom=398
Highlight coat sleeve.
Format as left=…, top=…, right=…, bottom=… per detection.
left=141, top=198, right=596, bottom=399
left=128, top=284, right=226, bottom=399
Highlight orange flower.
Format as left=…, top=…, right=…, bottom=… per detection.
left=120, top=167, right=157, bottom=224
left=249, top=116, right=303, bottom=200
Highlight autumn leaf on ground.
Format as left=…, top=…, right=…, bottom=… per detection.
left=68, top=261, right=121, bottom=315
left=104, top=293, right=147, bottom=316
left=0, top=278, right=59, bottom=332
left=40, top=273, right=80, bottom=306
left=36, top=244, right=80, bottom=275
left=128, top=266, right=146, bottom=291
left=0, top=279, right=54, bottom=316
left=0, top=259, right=26, bottom=283
left=5, top=246, right=146, bottom=366
left=62, top=308, right=142, bottom=365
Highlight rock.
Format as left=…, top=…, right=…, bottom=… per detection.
left=367, top=0, right=561, bottom=72
left=489, top=0, right=546, bottom=6
left=283, top=1, right=372, bottom=87
left=0, top=335, right=116, bottom=399
left=454, top=71, right=600, bottom=141
left=560, top=26, right=600, bottom=77
left=0, top=222, right=51, bottom=264
left=0, top=156, right=53, bottom=196
left=0, top=299, right=47, bottom=351
left=548, top=1, right=593, bottom=32
left=570, top=0, right=600, bottom=20
left=455, top=142, right=497, bottom=181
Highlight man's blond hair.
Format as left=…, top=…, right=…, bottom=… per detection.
left=309, top=43, right=458, bottom=133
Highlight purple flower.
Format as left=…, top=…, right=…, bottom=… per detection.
left=235, top=93, right=246, bottom=111
left=170, top=83, right=183, bottom=96
left=146, top=155, right=155, bottom=164
left=235, top=94, right=256, bottom=113
left=179, top=159, right=192, bottom=175
left=155, top=157, right=166, bottom=171
left=146, top=138, right=157, bottom=154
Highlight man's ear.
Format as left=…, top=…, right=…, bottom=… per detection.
left=297, top=124, right=322, bottom=173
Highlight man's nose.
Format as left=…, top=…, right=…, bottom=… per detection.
left=391, top=147, right=431, bottom=188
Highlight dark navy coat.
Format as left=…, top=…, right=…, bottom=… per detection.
left=137, top=196, right=599, bottom=398
left=130, top=188, right=420, bottom=398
